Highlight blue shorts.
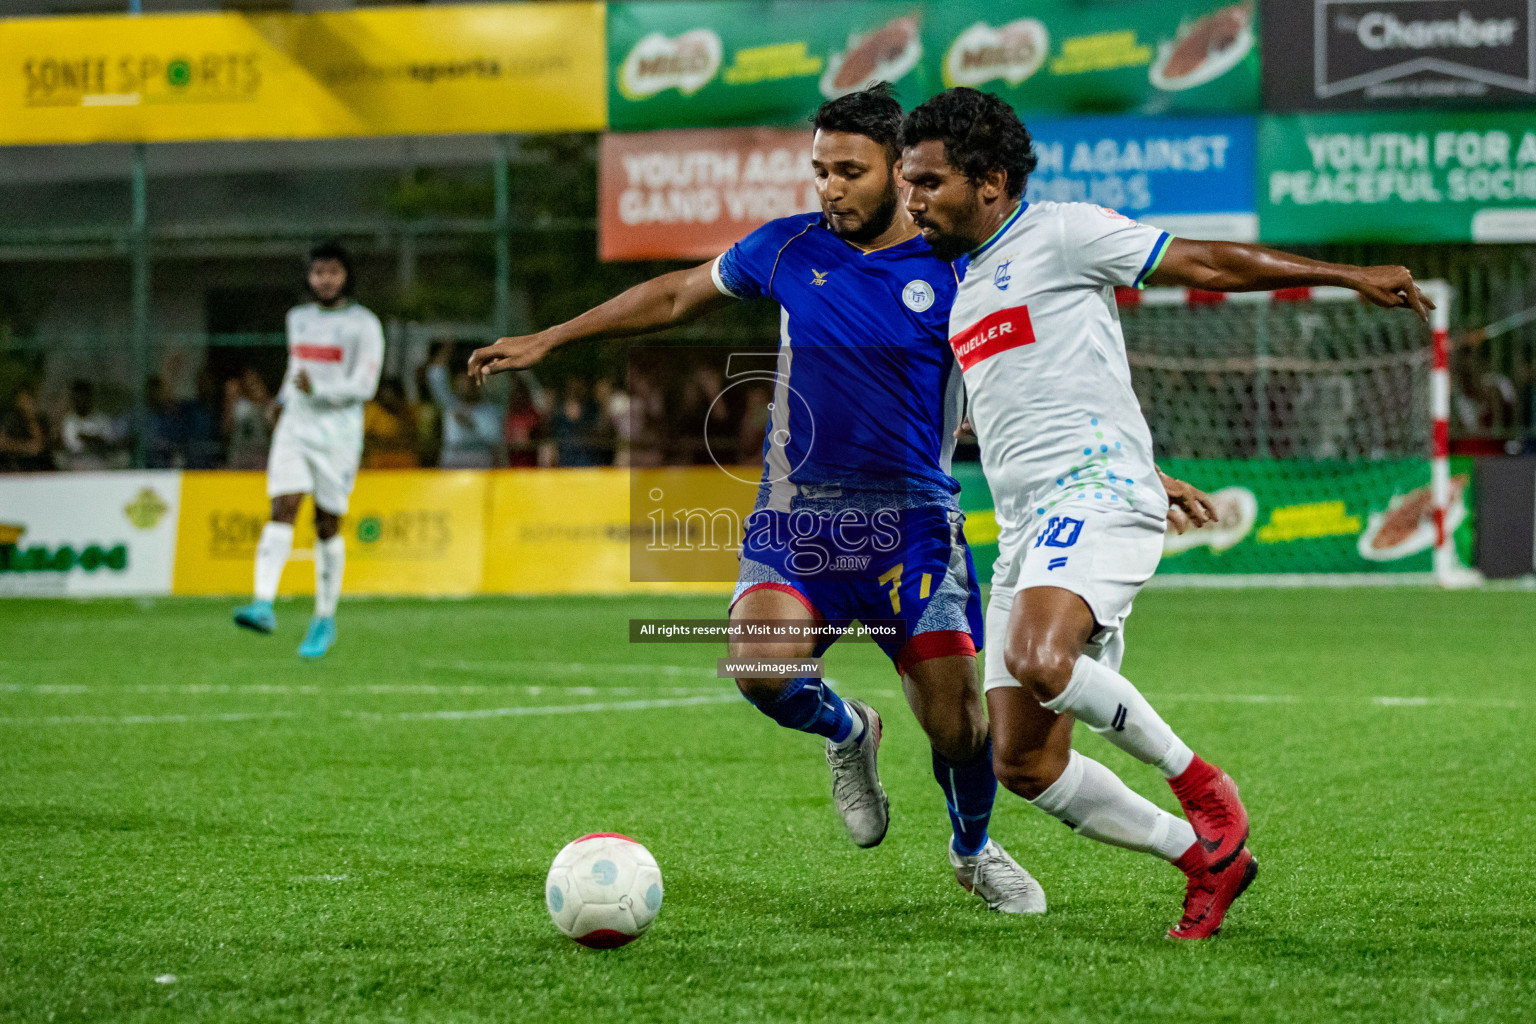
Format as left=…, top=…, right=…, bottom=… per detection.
left=731, top=504, right=983, bottom=675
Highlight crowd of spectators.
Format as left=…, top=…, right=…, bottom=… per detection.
left=0, top=340, right=785, bottom=473
left=10, top=336, right=1536, bottom=472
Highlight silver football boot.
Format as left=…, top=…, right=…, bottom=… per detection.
left=825, top=699, right=889, bottom=848
left=950, top=838, right=1048, bottom=914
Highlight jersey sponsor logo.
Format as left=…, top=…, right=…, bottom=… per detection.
left=811, top=269, right=830, bottom=286
left=994, top=259, right=1012, bottom=290
left=293, top=344, right=344, bottom=363
left=902, top=279, right=935, bottom=312
left=949, top=304, right=1036, bottom=369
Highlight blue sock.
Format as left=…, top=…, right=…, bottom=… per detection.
left=933, top=737, right=996, bottom=857
left=748, top=677, right=857, bottom=743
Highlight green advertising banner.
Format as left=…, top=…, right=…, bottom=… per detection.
left=927, top=1, right=1258, bottom=117
left=955, top=458, right=1473, bottom=581
left=607, top=1, right=1260, bottom=132
left=1261, top=111, right=1536, bottom=244
left=607, top=1, right=931, bottom=131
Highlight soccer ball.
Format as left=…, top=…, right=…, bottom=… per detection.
left=545, top=833, right=663, bottom=948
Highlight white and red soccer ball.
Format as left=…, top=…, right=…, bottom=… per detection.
left=545, top=833, right=663, bottom=948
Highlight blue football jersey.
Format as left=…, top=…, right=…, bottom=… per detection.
left=712, top=213, right=964, bottom=509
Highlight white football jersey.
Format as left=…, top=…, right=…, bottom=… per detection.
left=948, top=201, right=1171, bottom=541
left=275, top=301, right=385, bottom=449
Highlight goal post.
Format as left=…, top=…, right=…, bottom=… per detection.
left=1110, top=280, right=1472, bottom=587
left=1422, top=280, right=1471, bottom=588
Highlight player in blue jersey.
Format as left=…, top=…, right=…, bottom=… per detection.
left=470, top=86, right=1046, bottom=914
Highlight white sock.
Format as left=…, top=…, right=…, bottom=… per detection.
left=253, top=521, right=294, bottom=602
left=1042, top=656, right=1194, bottom=778
left=314, top=534, right=345, bottom=619
left=1029, top=751, right=1196, bottom=862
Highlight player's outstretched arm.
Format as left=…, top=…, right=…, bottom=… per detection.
left=1147, top=239, right=1433, bottom=324
left=1157, top=469, right=1218, bottom=536
left=469, top=261, right=729, bottom=381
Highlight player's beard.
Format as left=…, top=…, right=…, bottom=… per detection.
left=834, top=188, right=899, bottom=247
left=922, top=190, right=982, bottom=262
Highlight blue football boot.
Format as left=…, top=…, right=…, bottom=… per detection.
left=298, top=616, right=337, bottom=659
left=233, top=600, right=276, bottom=635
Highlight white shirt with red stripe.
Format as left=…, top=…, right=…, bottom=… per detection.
left=949, top=201, right=1172, bottom=539
left=276, top=301, right=385, bottom=449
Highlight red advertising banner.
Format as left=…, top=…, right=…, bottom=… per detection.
left=599, top=127, right=819, bottom=261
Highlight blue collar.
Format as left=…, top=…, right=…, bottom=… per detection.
left=970, top=202, right=1028, bottom=260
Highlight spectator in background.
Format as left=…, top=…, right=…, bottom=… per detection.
left=737, top=382, right=773, bottom=467
left=625, top=367, right=666, bottom=468
left=141, top=374, right=183, bottom=468
left=56, top=379, right=127, bottom=470
left=0, top=386, right=50, bottom=472
left=592, top=378, right=626, bottom=466
left=363, top=377, right=419, bottom=469
left=550, top=377, right=601, bottom=467
left=225, top=368, right=273, bottom=470
left=595, top=379, right=632, bottom=466
left=425, top=340, right=504, bottom=468
left=674, top=364, right=730, bottom=465
left=183, top=366, right=224, bottom=469
left=413, top=360, right=443, bottom=468
left=503, top=374, right=545, bottom=467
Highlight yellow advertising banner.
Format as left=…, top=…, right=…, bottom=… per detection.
left=483, top=468, right=730, bottom=595
left=173, top=470, right=488, bottom=596
left=1, top=3, right=605, bottom=145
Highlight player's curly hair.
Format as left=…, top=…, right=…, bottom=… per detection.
left=812, top=82, right=903, bottom=162
left=900, top=88, right=1037, bottom=199
left=306, top=239, right=355, bottom=297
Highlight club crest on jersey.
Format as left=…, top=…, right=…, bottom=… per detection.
left=902, top=280, right=935, bottom=312
left=949, top=304, right=1036, bottom=370
left=811, top=269, right=830, bottom=286
left=994, top=259, right=1012, bottom=291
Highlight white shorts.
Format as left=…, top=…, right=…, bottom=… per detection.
left=982, top=505, right=1164, bottom=691
left=266, top=429, right=362, bottom=515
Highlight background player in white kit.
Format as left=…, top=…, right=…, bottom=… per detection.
left=900, top=89, right=1433, bottom=940
left=233, top=241, right=384, bottom=659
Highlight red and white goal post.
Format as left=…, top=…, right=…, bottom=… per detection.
left=1115, top=280, right=1473, bottom=587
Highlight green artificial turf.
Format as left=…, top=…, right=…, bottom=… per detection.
left=2, top=589, right=1534, bottom=1023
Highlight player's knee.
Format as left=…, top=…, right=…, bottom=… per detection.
left=922, top=710, right=987, bottom=763
left=992, top=741, right=1068, bottom=801
left=1002, top=642, right=1076, bottom=703
left=314, top=510, right=340, bottom=540
left=270, top=495, right=301, bottom=524
left=734, top=674, right=788, bottom=706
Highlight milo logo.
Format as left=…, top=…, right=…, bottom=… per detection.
left=943, top=18, right=1049, bottom=89
left=619, top=29, right=723, bottom=100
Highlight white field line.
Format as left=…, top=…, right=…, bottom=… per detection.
left=0, top=710, right=300, bottom=726
left=0, top=683, right=728, bottom=697
left=0, top=689, right=1526, bottom=728
left=1148, top=693, right=1529, bottom=709
left=347, top=693, right=742, bottom=721
left=0, top=695, right=742, bottom=727
left=420, top=660, right=715, bottom=677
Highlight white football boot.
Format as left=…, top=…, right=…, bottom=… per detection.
left=825, top=699, right=889, bottom=848
left=950, top=838, right=1048, bottom=914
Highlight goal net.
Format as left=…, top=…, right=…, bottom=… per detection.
left=1113, top=282, right=1465, bottom=583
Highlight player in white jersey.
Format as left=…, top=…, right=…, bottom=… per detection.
left=234, top=241, right=384, bottom=659
left=900, top=88, right=1433, bottom=939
